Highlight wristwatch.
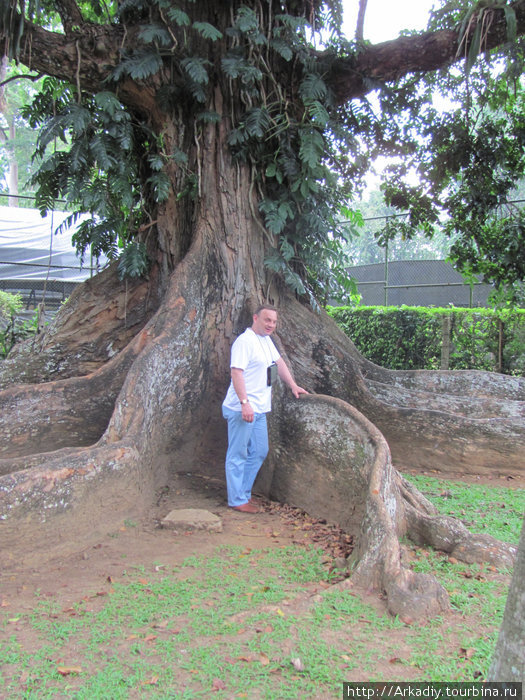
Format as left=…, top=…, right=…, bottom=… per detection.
left=241, top=399, right=249, bottom=405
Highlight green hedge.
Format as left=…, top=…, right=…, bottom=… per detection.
left=327, top=305, right=525, bottom=376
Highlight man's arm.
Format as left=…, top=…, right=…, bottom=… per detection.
left=231, top=367, right=254, bottom=422
left=276, top=358, right=308, bottom=398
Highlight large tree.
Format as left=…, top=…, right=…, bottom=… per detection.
left=0, top=0, right=523, bottom=617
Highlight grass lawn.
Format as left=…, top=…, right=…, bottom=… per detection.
left=1, top=475, right=523, bottom=699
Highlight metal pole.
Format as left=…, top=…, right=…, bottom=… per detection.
left=384, top=226, right=389, bottom=306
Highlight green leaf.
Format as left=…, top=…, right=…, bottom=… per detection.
left=307, top=100, right=330, bottom=127
left=118, top=241, right=150, bottom=280
left=147, top=172, right=170, bottom=202
left=299, top=74, right=328, bottom=102
left=244, top=108, right=270, bottom=138
left=94, top=92, right=129, bottom=121
left=148, top=153, right=164, bottom=171
left=171, top=148, right=188, bottom=165
left=466, top=22, right=481, bottom=74
left=112, top=50, right=163, bottom=81
left=138, top=23, right=173, bottom=47
left=166, top=6, right=190, bottom=26
left=299, top=128, right=324, bottom=169
left=181, top=57, right=211, bottom=85
left=221, top=55, right=245, bottom=79
left=235, top=6, right=258, bottom=34
left=280, top=238, right=295, bottom=261
left=196, top=110, right=221, bottom=123
left=192, top=21, right=223, bottom=41
left=503, top=6, right=517, bottom=43
left=270, top=38, right=293, bottom=62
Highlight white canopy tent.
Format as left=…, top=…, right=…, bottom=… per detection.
left=0, top=205, right=107, bottom=312
left=0, top=205, right=101, bottom=282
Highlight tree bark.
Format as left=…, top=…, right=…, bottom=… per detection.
left=0, top=119, right=521, bottom=617
left=487, top=517, right=525, bottom=682
left=0, top=2, right=523, bottom=618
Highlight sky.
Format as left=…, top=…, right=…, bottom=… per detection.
left=342, top=0, right=435, bottom=43
left=341, top=1, right=442, bottom=194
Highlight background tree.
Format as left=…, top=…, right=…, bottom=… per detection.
left=0, top=0, right=523, bottom=617
left=342, top=189, right=454, bottom=266
left=378, top=2, right=525, bottom=301
left=0, top=63, right=45, bottom=205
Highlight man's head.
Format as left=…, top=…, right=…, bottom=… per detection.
left=252, top=304, right=278, bottom=336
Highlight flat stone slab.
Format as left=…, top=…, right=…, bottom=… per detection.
left=161, top=508, right=223, bottom=533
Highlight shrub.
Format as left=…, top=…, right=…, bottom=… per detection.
left=327, top=305, right=525, bottom=376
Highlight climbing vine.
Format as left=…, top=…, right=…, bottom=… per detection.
left=11, top=1, right=365, bottom=296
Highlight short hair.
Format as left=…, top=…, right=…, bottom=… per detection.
left=254, top=303, right=278, bottom=315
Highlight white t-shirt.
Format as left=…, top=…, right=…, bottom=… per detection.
left=222, top=328, right=281, bottom=413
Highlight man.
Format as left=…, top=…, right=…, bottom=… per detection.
left=222, top=304, right=308, bottom=513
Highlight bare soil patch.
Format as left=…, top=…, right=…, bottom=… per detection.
left=1, top=468, right=521, bottom=613
left=0, top=471, right=354, bottom=614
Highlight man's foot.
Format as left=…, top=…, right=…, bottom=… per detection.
left=230, top=502, right=259, bottom=513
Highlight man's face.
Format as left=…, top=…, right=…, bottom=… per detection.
left=252, top=309, right=277, bottom=336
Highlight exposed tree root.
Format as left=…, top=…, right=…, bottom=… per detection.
left=261, top=393, right=516, bottom=619
left=275, top=303, right=525, bottom=477
left=0, top=208, right=522, bottom=617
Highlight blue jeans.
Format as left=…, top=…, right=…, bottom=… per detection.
left=222, top=407, right=269, bottom=506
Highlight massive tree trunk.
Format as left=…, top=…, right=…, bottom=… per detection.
left=0, top=113, right=521, bottom=617
left=0, top=0, right=523, bottom=617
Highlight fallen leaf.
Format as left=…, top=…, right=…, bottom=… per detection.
left=57, top=666, right=82, bottom=676
left=459, top=647, right=476, bottom=659
left=291, top=657, right=305, bottom=671
left=142, top=676, right=159, bottom=686
left=153, top=620, right=169, bottom=629
left=212, top=678, right=226, bottom=691
left=260, top=653, right=270, bottom=666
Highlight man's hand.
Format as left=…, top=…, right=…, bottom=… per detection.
left=241, top=401, right=254, bottom=422
left=276, top=359, right=308, bottom=399
left=290, top=384, right=309, bottom=399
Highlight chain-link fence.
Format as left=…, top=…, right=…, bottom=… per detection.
left=0, top=277, right=82, bottom=313
left=347, top=259, right=492, bottom=307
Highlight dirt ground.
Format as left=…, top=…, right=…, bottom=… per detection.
left=1, top=467, right=522, bottom=617
left=0, top=466, right=522, bottom=698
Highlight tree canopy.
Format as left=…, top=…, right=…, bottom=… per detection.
left=1, top=0, right=524, bottom=303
